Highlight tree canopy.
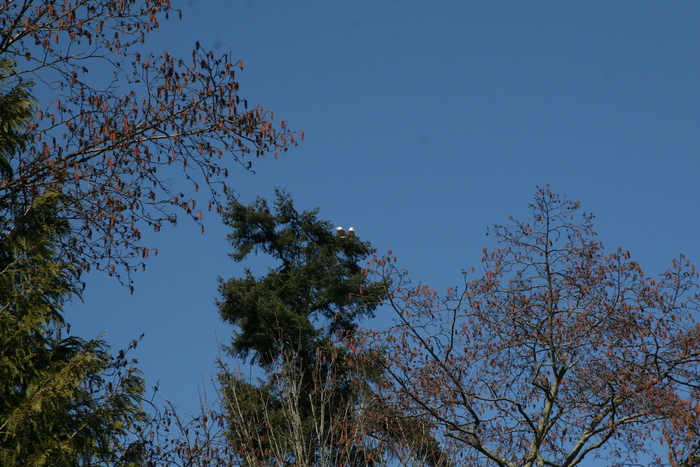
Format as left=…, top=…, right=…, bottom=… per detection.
left=217, top=189, right=387, bottom=366
left=363, top=188, right=700, bottom=467
left=216, top=190, right=396, bottom=467
left=0, top=0, right=300, bottom=281
left=5, top=4, right=698, bottom=467
left=0, top=62, right=145, bottom=467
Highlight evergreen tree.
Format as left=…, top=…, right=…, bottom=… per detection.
left=218, top=189, right=387, bottom=365
left=216, top=190, right=389, bottom=467
left=0, top=59, right=32, bottom=176
left=0, top=59, right=146, bottom=467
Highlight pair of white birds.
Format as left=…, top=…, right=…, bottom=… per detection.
left=335, top=227, right=355, bottom=238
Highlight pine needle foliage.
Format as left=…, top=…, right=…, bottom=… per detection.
left=0, top=58, right=33, bottom=177
left=217, top=189, right=388, bottom=366
left=216, top=190, right=390, bottom=467
left=0, top=61, right=146, bottom=467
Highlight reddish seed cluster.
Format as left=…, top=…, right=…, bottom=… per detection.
left=356, top=189, right=700, bottom=467
left=1, top=0, right=301, bottom=282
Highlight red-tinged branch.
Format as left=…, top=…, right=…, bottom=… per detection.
left=359, top=189, right=700, bottom=467
left=1, top=1, right=301, bottom=281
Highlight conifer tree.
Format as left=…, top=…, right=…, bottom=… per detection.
left=216, top=190, right=389, bottom=467
left=218, top=189, right=387, bottom=365
left=0, top=59, right=146, bottom=467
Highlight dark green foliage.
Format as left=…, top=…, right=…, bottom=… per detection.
left=0, top=192, right=147, bottom=467
left=216, top=190, right=390, bottom=467
left=217, top=189, right=388, bottom=365
left=0, top=58, right=33, bottom=177
left=0, top=62, right=146, bottom=466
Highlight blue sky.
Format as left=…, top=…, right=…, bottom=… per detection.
left=68, top=1, right=700, bottom=418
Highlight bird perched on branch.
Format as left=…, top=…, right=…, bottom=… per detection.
left=336, top=226, right=347, bottom=238
left=347, top=227, right=356, bottom=238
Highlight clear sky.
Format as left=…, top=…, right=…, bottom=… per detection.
left=68, top=1, right=700, bottom=419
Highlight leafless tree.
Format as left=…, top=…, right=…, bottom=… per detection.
left=363, top=188, right=700, bottom=467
